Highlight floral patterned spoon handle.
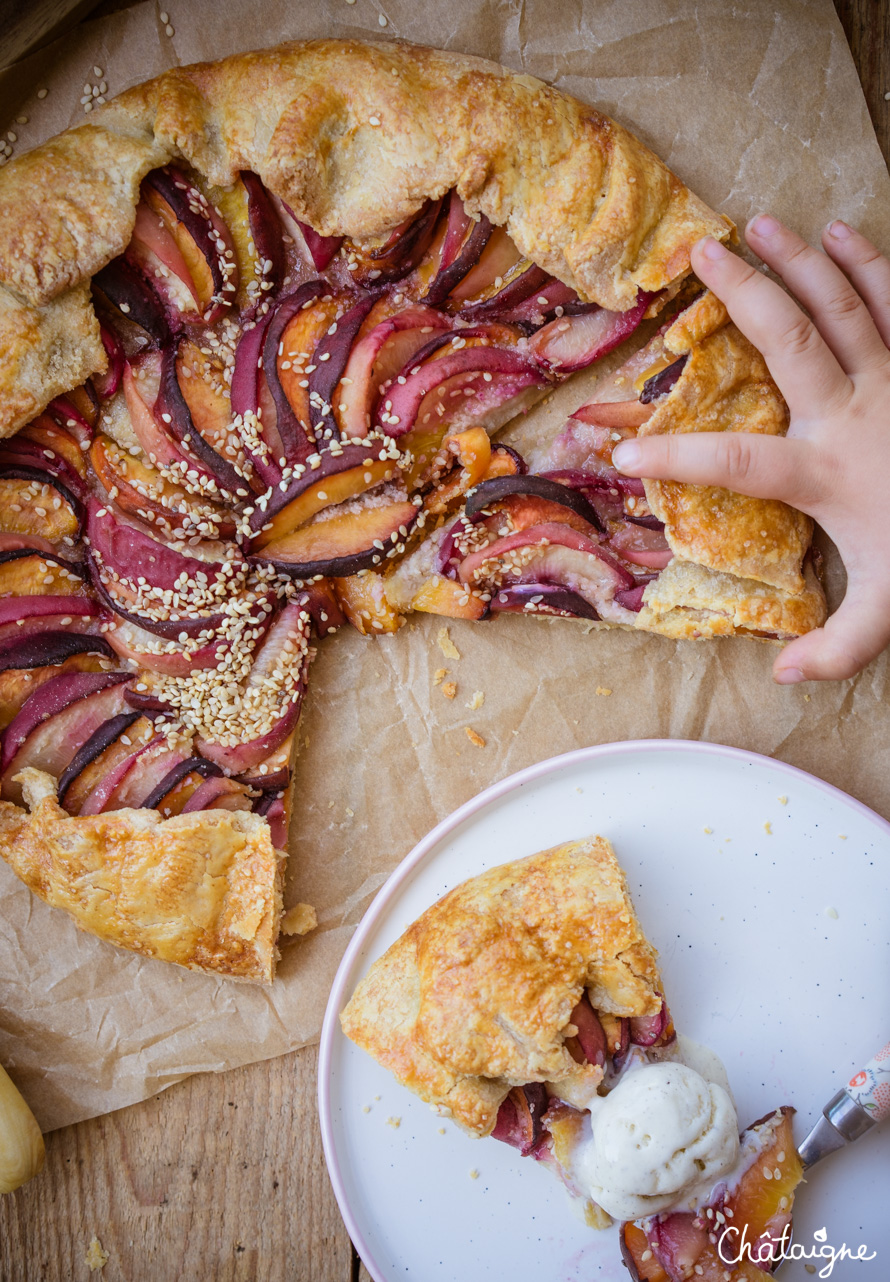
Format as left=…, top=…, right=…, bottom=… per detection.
left=797, top=1041, right=890, bottom=1169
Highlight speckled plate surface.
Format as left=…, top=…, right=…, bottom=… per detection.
left=319, top=741, right=890, bottom=1281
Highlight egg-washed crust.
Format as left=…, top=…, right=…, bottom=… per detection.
left=340, top=836, right=663, bottom=1137
left=0, top=37, right=732, bottom=435
left=641, top=292, right=813, bottom=596
left=0, top=768, right=284, bottom=983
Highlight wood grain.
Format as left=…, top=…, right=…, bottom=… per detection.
left=0, top=7, right=885, bottom=1281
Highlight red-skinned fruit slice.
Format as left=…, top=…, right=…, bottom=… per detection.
left=92, top=255, right=171, bottom=351
left=489, top=583, right=601, bottom=621
left=494, top=278, right=578, bottom=327
left=90, top=435, right=236, bottom=539
left=253, top=500, right=420, bottom=579
left=609, top=523, right=673, bottom=570
left=93, top=325, right=125, bottom=400
left=374, top=346, right=549, bottom=438
left=0, top=435, right=88, bottom=503
left=0, top=550, right=84, bottom=598
left=100, top=740, right=193, bottom=812
left=139, top=755, right=223, bottom=813
left=640, top=355, right=688, bottom=403
left=465, top=474, right=603, bottom=532
left=334, top=306, right=451, bottom=439
left=0, top=469, right=83, bottom=542
left=347, top=198, right=443, bottom=288
left=249, top=445, right=399, bottom=546
left=565, top=994, right=608, bottom=1066
left=1, top=672, right=131, bottom=802
left=458, top=522, right=631, bottom=586
left=104, top=618, right=227, bottom=676
left=571, top=399, right=655, bottom=428
left=230, top=309, right=283, bottom=487
left=156, top=339, right=249, bottom=496
left=491, top=1084, right=549, bottom=1156
left=293, top=580, right=346, bottom=638
left=127, top=199, right=200, bottom=319
left=0, top=631, right=114, bottom=673
left=195, top=601, right=310, bottom=773
left=56, top=711, right=141, bottom=806
left=409, top=577, right=488, bottom=621
left=447, top=226, right=524, bottom=307
left=421, top=203, right=493, bottom=307
left=530, top=293, right=651, bottom=373
left=58, top=715, right=158, bottom=816
left=0, top=653, right=115, bottom=732
left=423, top=428, right=492, bottom=515
left=334, top=572, right=406, bottom=634
left=87, top=555, right=226, bottom=642
left=237, top=732, right=294, bottom=794
left=53, top=384, right=99, bottom=432
left=483, top=443, right=527, bottom=479
left=124, top=357, right=217, bottom=485
left=276, top=198, right=343, bottom=271
left=141, top=166, right=238, bottom=324
left=262, top=283, right=327, bottom=463
left=0, top=596, right=102, bottom=647
left=253, top=792, right=287, bottom=847
left=459, top=262, right=551, bottom=322
left=308, top=292, right=383, bottom=438
left=181, top=775, right=255, bottom=813
left=239, top=171, right=286, bottom=298
left=620, top=1222, right=670, bottom=1282
left=19, top=417, right=88, bottom=480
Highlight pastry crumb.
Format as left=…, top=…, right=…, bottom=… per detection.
left=825, top=906, right=839, bottom=919
left=362, top=1104, right=371, bottom=1114
left=85, top=1238, right=109, bottom=1271
left=703, top=826, right=712, bottom=834
left=345, top=807, right=354, bottom=817
left=437, top=1127, right=446, bottom=1134
left=465, top=727, right=485, bottom=748
left=386, top=1116, right=401, bottom=1128
left=763, top=821, right=772, bottom=835
left=838, top=834, right=847, bottom=840
left=595, top=686, right=612, bottom=696
left=778, top=795, right=788, bottom=805
left=803, top=693, right=810, bottom=701
left=433, top=667, right=447, bottom=685
left=469, top=1168, right=480, bottom=1180
left=280, top=903, right=317, bottom=936
left=437, top=626, right=461, bottom=660
left=465, top=690, right=484, bottom=710
left=441, top=681, right=457, bottom=700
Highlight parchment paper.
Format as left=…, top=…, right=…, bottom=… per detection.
left=0, top=0, right=887, bottom=1133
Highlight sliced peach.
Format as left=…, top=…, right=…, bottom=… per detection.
left=333, top=572, right=405, bottom=634
left=0, top=478, right=79, bottom=542
left=176, top=341, right=241, bottom=463
left=423, top=427, right=491, bottom=515
left=19, top=416, right=88, bottom=478
left=620, top=1223, right=670, bottom=1282
left=252, top=457, right=398, bottom=549
left=410, top=576, right=487, bottom=620
left=481, top=445, right=525, bottom=480
left=447, top=226, right=523, bottom=305
left=0, top=655, right=113, bottom=731
left=0, top=553, right=84, bottom=598
left=725, top=1108, right=802, bottom=1263
left=61, top=715, right=156, bottom=816
left=60, top=385, right=99, bottom=430
left=90, top=435, right=235, bottom=538
left=255, top=500, right=419, bottom=578
left=277, top=296, right=342, bottom=427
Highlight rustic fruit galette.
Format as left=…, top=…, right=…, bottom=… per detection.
left=0, top=40, right=825, bottom=982
left=340, top=837, right=805, bottom=1279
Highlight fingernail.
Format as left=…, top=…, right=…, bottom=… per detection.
left=774, top=666, right=805, bottom=685
left=612, top=441, right=641, bottom=472
left=827, top=219, right=853, bottom=240
left=696, top=236, right=727, bottom=262
left=748, top=214, right=780, bottom=238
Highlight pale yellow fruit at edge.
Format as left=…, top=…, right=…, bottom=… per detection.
left=0, top=1063, right=44, bottom=1193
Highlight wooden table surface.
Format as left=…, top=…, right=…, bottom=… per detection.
left=0, top=5, right=887, bottom=1280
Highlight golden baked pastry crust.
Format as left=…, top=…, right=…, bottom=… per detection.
left=0, top=769, right=283, bottom=983
left=641, top=292, right=813, bottom=596
left=340, top=836, right=663, bottom=1136
left=0, top=38, right=731, bottom=435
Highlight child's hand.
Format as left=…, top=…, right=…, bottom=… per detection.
left=612, top=216, right=890, bottom=683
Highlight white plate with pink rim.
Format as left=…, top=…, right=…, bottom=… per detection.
left=318, top=740, right=890, bottom=1281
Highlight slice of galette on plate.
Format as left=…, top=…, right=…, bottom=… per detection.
left=0, top=38, right=822, bottom=979
left=340, top=836, right=805, bottom=1280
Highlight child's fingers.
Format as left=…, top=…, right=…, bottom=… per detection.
left=612, top=431, right=824, bottom=511
left=822, top=221, right=890, bottom=351
left=773, top=577, right=890, bottom=683
left=746, top=215, right=890, bottom=377
left=689, top=237, right=851, bottom=420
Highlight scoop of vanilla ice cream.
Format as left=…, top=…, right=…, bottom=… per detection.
left=574, top=1061, right=739, bottom=1220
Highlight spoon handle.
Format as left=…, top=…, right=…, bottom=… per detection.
left=797, top=1041, right=890, bottom=1170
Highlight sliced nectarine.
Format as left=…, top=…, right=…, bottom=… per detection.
left=176, top=341, right=241, bottom=463
left=410, top=576, right=487, bottom=620
left=0, top=477, right=80, bottom=542
left=424, top=428, right=492, bottom=515
left=253, top=458, right=397, bottom=549
left=277, top=297, right=342, bottom=427
left=255, top=500, right=419, bottom=578
left=333, top=572, right=405, bottom=634
left=0, top=655, right=113, bottom=731
left=0, top=553, right=84, bottom=598
left=19, top=416, right=88, bottom=478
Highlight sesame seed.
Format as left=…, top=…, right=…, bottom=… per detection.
left=378, top=13, right=387, bottom=24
